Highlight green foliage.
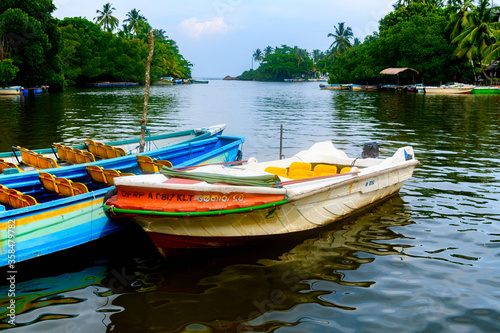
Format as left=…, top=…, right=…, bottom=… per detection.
left=0, top=0, right=64, bottom=90
left=241, top=45, right=314, bottom=81
left=0, top=58, right=19, bottom=86
left=327, top=2, right=473, bottom=85
left=59, top=17, right=191, bottom=85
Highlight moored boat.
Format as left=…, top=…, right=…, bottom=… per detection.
left=0, top=133, right=244, bottom=266
left=470, top=86, right=500, bottom=95
left=189, top=79, right=209, bottom=84
left=350, top=84, right=366, bottom=91
left=420, top=82, right=475, bottom=94
left=104, top=141, right=418, bottom=255
left=0, top=124, right=226, bottom=175
left=0, top=86, right=23, bottom=95
left=319, top=83, right=342, bottom=90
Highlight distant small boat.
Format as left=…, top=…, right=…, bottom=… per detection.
left=420, top=83, right=475, bottom=94
left=88, top=82, right=139, bottom=87
left=319, top=84, right=342, bottom=90
left=320, top=84, right=350, bottom=90
left=470, top=86, right=500, bottom=95
left=189, top=79, right=209, bottom=84
left=350, top=84, right=366, bottom=91
left=366, top=85, right=381, bottom=91
left=0, top=86, right=23, bottom=95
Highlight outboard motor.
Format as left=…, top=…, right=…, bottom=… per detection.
left=362, top=142, right=379, bottom=159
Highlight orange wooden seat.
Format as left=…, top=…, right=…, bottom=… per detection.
left=55, top=178, right=76, bottom=197
left=154, top=158, right=173, bottom=169
left=0, top=159, right=22, bottom=173
left=0, top=185, right=38, bottom=209
left=38, top=156, right=58, bottom=169
left=38, top=172, right=59, bottom=194
left=137, top=155, right=159, bottom=174
left=102, top=169, right=123, bottom=186
left=86, top=165, right=108, bottom=184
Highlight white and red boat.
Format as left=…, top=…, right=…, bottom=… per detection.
left=104, top=141, right=419, bottom=256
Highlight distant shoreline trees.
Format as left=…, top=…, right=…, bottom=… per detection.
left=0, top=1, right=192, bottom=89
left=242, top=0, right=500, bottom=85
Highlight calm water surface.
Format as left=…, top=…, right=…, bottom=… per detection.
left=1, top=81, right=499, bottom=332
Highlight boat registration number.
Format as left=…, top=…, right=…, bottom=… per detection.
left=119, top=190, right=244, bottom=203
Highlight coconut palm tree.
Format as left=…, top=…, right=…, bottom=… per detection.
left=451, top=0, right=500, bottom=79
left=94, top=3, right=119, bottom=32
left=264, top=46, right=273, bottom=57
left=153, top=29, right=167, bottom=41
left=252, top=48, right=262, bottom=69
left=446, top=0, right=473, bottom=40
left=327, top=22, right=353, bottom=54
left=293, top=47, right=309, bottom=66
left=124, top=9, right=147, bottom=37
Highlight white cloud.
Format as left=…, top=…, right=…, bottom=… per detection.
left=179, top=17, right=229, bottom=39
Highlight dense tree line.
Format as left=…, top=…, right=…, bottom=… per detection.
left=0, top=1, right=191, bottom=90
left=240, top=45, right=316, bottom=81
left=243, top=0, right=500, bottom=85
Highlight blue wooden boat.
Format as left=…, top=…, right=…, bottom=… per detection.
left=0, top=134, right=244, bottom=266
left=0, top=124, right=226, bottom=173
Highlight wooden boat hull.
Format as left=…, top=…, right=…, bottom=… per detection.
left=423, top=86, right=474, bottom=94
left=0, top=135, right=244, bottom=266
left=106, top=142, right=418, bottom=254
left=0, top=86, right=23, bottom=95
left=320, top=84, right=351, bottom=91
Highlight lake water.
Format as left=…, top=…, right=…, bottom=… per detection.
left=1, top=81, right=499, bottom=332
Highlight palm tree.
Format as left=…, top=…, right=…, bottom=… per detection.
left=124, top=9, right=147, bottom=37
left=153, top=29, right=167, bottom=41
left=327, top=22, right=353, bottom=54
left=446, top=0, right=473, bottom=40
left=252, top=48, right=262, bottom=69
left=451, top=0, right=500, bottom=79
left=293, top=47, right=308, bottom=66
left=312, top=49, right=325, bottom=64
left=94, top=3, right=119, bottom=32
left=264, top=46, right=273, bottom=57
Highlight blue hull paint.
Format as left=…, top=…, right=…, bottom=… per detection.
left=0, top=135, right=244, bottom=266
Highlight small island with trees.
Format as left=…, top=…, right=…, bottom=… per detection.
left=240, top=0, right=500, bottom=86
left=0, top=1, right=192, bottom=92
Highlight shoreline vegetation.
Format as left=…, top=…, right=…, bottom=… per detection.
left=239, top=0, right=500, bottom=87
left=0, top=1, right=192, bottom=92
left=2, top=1, right=500, bottom=91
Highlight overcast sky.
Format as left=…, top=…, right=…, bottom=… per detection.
left=52, top=0, right=396, bottom=78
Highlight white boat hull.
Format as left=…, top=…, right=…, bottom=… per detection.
left=129, top=163, right=413, bottom=236
left=423, top=86, right=474, bottom=94
left=107, top=142, right=418, bottom=250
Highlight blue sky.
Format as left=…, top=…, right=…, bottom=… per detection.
left=53, top=0, right=395, bottom=78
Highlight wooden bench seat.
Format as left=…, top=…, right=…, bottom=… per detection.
left=0, top=184, right=38, bottom=209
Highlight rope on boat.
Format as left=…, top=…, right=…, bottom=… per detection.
left=140, top=125, right=159, bottom=151
left=104, top=199, right=288, bottom=217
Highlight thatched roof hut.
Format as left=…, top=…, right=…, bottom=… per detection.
left=380, top=68, right=419, bottom=85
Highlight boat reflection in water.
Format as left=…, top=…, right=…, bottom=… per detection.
left=102, top=196, right=413, bottom=332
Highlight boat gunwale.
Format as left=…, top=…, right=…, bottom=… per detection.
left=106, top=160, right=419, bottom=217
left=0, top=135, right=244, bottom=219
left=286, top=159, right=419, bottom=201
left=0, top=124, right=225, bottom=159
